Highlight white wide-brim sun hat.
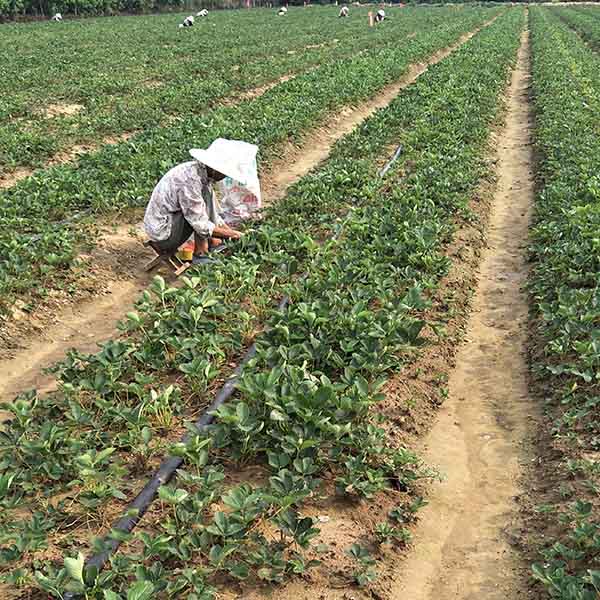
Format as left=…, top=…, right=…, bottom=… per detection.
left=190, top=138, right=259, bottom=187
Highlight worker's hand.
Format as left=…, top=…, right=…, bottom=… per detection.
left=213, top=225, right=243, bottom=240
left=225, top=229, right=243, bottom=240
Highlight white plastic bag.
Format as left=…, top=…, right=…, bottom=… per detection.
left=217, top=154, right=261, bottom=226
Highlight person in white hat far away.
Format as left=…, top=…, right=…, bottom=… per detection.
left=339, top=5, right=348, bottom=17
left=51, top=12, right=63, bottom=20
left=375, top=7, right=385, bottom=22
left=197, top=8, right=208, bottom=16
left=179, top=15, right=194, bottom=28
left=144, top=139, right=255, bottom=262
left=278, top=6, right=287, bottom=16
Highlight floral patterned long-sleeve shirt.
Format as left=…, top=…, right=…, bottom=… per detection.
left=144, top=161, right=225, bottom=241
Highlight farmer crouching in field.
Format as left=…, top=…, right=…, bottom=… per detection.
left=179, top=15, right=194, bottom=28
left=144, top=138, right=260, bottom=262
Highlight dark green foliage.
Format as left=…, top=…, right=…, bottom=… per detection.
left=529, top=7, right=600, bottom=598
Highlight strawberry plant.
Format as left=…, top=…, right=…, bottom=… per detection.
left=528, top=7, right=600, bottom=598
left=346, top=544, right=378, bottom=586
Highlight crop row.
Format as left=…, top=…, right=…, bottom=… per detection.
left=0, top=8, right=372, bottom=122
left=0, top=7, right=499, bottom=315
left=528, top=7, right=600, bottom=599
left=0, top=8, right=524, bottom=598
left=552, top=5, right=600, bottom=51
left=0, top=6, right=468, bottom=174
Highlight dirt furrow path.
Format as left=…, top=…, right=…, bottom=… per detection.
left=0, top=18, right=496, bottom=407
left=0, top=76, right=298, bottom=191
left=392, top=26, right=537, bottom=600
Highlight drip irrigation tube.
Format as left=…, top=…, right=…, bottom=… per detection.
left=63, top=294, right=289, bottom=600
left=26, top=209, right=93, bottom=243
left=63, top=146, right=403, bottom=598
left=379, top=144, right=403, bottom=178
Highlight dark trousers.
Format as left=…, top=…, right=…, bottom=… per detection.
left=154, top=212, right=193, bottom=254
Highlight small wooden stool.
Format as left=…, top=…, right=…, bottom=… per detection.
left=143, top=241, right=191, bottom=276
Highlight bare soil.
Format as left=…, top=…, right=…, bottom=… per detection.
left=43, top=102, right=84, bottom=118
left=221, top=74, right=297, bottom=106
left=144, top=79, right=164, bottom=89
left=0, top=167, right=34, bottom=189
left=304, top=41, right=335, bottom=50
left=0, top=280, right=150, bottom=403
left=391, top=28, right=539, bottom=600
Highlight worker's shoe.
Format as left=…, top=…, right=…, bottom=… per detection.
left=191, top=254, right=213, bottom=265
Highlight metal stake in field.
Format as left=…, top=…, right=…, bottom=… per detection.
left=368, top=11, right=374, bottom=27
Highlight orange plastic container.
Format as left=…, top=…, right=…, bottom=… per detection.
left=177, top=240, right=195, bottom=261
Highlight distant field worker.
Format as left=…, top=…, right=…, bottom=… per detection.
left=179, top=15, right=194, bottom=28
left=197, top=8, right=208, bottom=16
left=375, top=8, right=385, bottom=22
left=339, top=5, right=349, bottom=17
left=51, top=12, right=62, bottom=21
left=278, top=6, right=287, bottom=15
left=144, top=139, right=258, bottom=261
